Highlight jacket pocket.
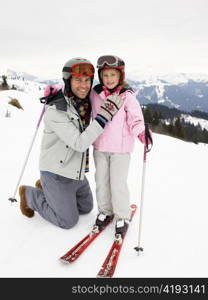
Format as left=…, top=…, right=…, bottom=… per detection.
left=59, top=145, right=74, bottom=167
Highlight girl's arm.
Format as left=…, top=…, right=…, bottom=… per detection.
left=124, top=91, right=145, bottom=137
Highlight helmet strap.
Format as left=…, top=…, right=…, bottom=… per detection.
left=63, top=78, right=71, bottom=96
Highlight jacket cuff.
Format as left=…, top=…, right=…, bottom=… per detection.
left=95, top=115, right=108, bottom=128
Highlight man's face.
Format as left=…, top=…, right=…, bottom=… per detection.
left=71, top=75, right=91, bottom=99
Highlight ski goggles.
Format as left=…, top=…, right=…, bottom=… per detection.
left=63, top=63, right=95, bottom=77
left=97, top=55, right=124, bottom=68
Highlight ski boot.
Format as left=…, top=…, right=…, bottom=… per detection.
left=92, top=213, right=114, bottom=233
left=115, top=219, right=130, bottom=242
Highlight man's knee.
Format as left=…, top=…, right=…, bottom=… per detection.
left=58, top=215, right=79, bottom=229
left=80, top=201, right=93, bottom=214
left=78, top=195, right=93, bottom=214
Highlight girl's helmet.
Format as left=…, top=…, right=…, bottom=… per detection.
left=97, top=55, right=125, bottom=85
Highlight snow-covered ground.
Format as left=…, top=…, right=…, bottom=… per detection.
left=0, top=88, right=208, bottom=278
left=182, top=114, right=208, bottom=130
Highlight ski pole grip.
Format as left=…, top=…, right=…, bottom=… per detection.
left=144, top=123, right=153, bottom=152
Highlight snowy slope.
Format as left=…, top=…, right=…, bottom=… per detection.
left=182, top=114, right=208, bottom=130
left=0, top=88, right=208, bottom=278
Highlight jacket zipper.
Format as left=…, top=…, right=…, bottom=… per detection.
left=79, top=153, right=84, bottom=180
left=66, top=102, right=86, bottom=180
left=78, top=118, right=85, bottom=180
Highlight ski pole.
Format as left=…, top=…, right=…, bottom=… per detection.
left=134, top=144, right=147, bottom=254
left=134, top=123, right=153, bottom=255
left=8, top=103, right=46, bottom=203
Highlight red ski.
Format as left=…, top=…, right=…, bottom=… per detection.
left=97, top=204, right=137, bottom=278
left=60, top=218, right=113, bottom=263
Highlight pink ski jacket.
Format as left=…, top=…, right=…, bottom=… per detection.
left=90, top=85, right=145, bottom=153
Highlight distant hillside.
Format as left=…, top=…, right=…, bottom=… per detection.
left=143, top=103, right=208, bottom=144
left=127, top=73, right=208, bottom=113
left=1, top=69, right=208, bottom=144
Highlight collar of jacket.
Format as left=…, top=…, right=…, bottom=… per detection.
left=48, top=89, right=68, bottom=111
left=48, top=89, right=78, bottom=112
left=93, top=83, right=133, bottom=95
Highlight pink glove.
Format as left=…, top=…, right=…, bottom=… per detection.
left=138, top=129, right=153, bottom=145
left=44, top=84, right=62, bottom=97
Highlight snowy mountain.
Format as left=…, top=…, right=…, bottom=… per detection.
left=1, top=69, right=208, bottom=133
left=2, top=69, right=208, bottom=113
left=1, top=69, right=62, bottom=86
left=6, top=69, right=38, bottom=81
left=127, top=73, right=208, bottom=113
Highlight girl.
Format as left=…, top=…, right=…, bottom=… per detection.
left=90, top=55, right=152, bottom=237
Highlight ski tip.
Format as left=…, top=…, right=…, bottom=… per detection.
left=96, top=274, right=111, bottom=278
left=130, top=204, right=137, bottom=210
left=59, top=258, right=71, bottom=264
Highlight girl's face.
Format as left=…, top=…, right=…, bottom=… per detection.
left=101, top=69, right=120, bottom=89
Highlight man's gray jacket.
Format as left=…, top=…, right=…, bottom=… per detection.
left=39, top=96, right=103, bottom=180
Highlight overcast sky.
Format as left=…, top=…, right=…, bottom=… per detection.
left=1, top=0, right=207, bottom=79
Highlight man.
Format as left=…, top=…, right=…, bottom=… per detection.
left=19, top=57, right=123, bottom=229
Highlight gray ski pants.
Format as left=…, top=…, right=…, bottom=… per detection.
left=26, top=172, right=93, bottom=229
left=93, top=149, right=131, bottom=220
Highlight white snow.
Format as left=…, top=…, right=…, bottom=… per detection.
left=0, top=87, right=208, bottom=278
left=182, top=114, right=208, bottom=131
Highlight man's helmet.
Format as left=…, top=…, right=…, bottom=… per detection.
left=62, top=57, right=95, bottom=95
